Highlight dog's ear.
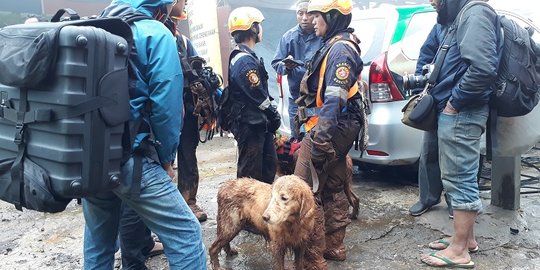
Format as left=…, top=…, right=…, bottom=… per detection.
left=299, top=189, right=314, bottom=218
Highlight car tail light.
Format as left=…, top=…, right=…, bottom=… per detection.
left=366, top=150, right=389, bottom=156
left=369, top=52, right=404, bottom=102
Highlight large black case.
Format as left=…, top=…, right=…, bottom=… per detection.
left=0, top=21, right=131, bottom=201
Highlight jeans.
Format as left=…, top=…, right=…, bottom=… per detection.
left=438, top=105, right=488, bottom=212
left=418, top=129, right=443, bottom=206
left=288, top=96, right=299, bottom=139
left=83, top=156, right=206, bottom=270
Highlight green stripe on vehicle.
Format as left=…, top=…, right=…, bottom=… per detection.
left=391, top=5, right=434, bottom=44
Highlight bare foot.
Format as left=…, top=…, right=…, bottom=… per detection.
left=421, top=250, right=474, bottom=268
left=428, top=237, right=478, bottom=251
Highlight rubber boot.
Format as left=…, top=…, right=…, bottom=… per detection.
left=324, top=228, right=347, bottom=261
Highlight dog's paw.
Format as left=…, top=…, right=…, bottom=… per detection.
left=225, top=247, right=238, bottom=256
left=223, top=243, right=239, bottom=256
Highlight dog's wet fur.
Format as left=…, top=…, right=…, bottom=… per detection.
left=274, top=136, right=360, bottom=219
left=209, top=175, right=315, bottom=270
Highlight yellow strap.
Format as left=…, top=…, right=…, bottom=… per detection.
left=315, top=40, right=360, bottom=108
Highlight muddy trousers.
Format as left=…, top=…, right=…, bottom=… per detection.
left=177, top=112, right=200, bottom=205
left=294, top=138, right=351, bottom=269
left=323, top=191, right=351, bottom=261
left=235, top=124, right=277, bottom=184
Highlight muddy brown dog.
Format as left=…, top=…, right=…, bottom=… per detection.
left=275, top=136, right=360, bottom=219
left=209, top=175, right=315, bottom=270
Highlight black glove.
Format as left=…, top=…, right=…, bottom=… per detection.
left=265, top=105, right=281, bottom=133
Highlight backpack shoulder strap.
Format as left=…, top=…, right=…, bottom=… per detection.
left=122, top=12, right=153, bottom=25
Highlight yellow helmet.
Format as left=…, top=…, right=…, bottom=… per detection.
left=228, top=7, right=264, bottom=34
left=307, top=0, right=353, bottom=15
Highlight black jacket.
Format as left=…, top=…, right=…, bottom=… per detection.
left=430, top=0, right=499, bottom=112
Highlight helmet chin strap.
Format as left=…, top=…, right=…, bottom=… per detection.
left=252, top=23, right=261, bottom=43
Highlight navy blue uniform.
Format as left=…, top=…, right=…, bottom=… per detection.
left=294, top=32, right=365, bottom=266
left=228, top=44, right=278, bottom=183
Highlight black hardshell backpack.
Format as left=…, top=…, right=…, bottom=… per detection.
left=0, top=8, right=151, bottom=213
left=459, top=2, right=540, bottom=117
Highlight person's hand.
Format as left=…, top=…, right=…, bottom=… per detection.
left=265, top=105, right=281, bottom=132
left=443, top=101, right=458, bottom=115
left=163, top=163, right=175, bottom=180
left=283, top=55, right=299, bottom=70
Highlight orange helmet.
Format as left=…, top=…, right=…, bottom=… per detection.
left=227, top=7, right=264, bottom=34
left=307, top=0, right=353, bottom=15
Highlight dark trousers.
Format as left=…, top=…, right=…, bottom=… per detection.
left=119, top=203, right=154, bottom=270
left=177, top=112, right=200, bottom=204
left=418, top=129, right=443, bottom=206
left=235, top=123, right=277, bottom=184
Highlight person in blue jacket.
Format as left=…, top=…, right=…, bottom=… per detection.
left=226, top=7, right=280, bottom=184
left=82, top=0, right=206, bottom=269
left=271, top=0, right=322, bottom=139
left=421, top=0, right=497, bottom=268
left=117, top=1, right=207, bottom=268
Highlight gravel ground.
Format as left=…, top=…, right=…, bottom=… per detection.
left=1, top=137, right=539, bottom=270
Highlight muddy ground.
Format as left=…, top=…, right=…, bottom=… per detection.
left=1, top=136, right=540, bottom=270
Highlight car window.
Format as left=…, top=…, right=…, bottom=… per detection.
left=351, top=18, right=387, bottom=65
left=400, top=11, right=437, bottom=60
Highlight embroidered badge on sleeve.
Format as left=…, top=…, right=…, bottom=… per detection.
left=246, top=69, right=260, bottom=87
left=333, top=62, right=351, bottom=85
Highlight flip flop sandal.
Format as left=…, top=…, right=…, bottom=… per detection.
left=421, top=251, right=475, bottom=268
left=429, top=239, right=480, bottom=253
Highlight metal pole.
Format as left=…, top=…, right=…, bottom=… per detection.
left=491, top=155, right=521, bottom=210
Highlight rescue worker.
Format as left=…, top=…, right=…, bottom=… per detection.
left=271, top=0, right=323, bottom=139
left=116, top=1, right=205, bottom=269
left=294, top=0, right=365, bottom=268
left=226, top=7, right=280, bottom=184
left=168, top=0, right=208, bottom=222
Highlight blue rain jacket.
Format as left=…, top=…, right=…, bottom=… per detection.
left=112, top=0, right=183, bottom=164
left=272, top=25, right=322, bottom=100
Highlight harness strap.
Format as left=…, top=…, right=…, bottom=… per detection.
left=11, top=89, right=29, bottom=211
left=315, top=40, right=360, bottom=108
left=0, top=96, right=114, bottom=125
left=303, top=40, right=360, bottom=133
